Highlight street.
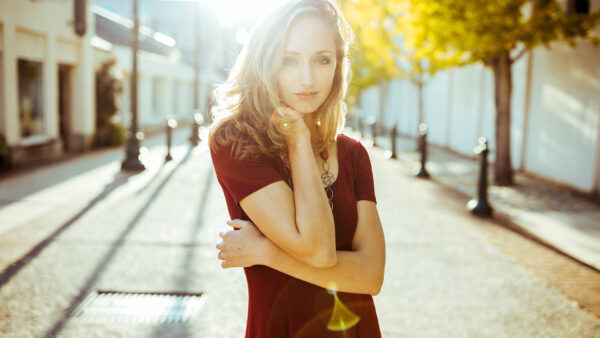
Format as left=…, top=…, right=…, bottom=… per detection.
left=1, top=128, right=599, bottom=337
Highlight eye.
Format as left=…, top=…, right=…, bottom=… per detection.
left=316, top=56, right=331, bottom=65
left=283, top=56, right=298, bottom=66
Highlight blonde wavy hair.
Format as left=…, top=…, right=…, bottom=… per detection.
left=208, top=0, right=354, bottom=160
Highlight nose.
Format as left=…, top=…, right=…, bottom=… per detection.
left=301, top=63, right=314, bottom=89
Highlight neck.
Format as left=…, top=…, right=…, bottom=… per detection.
left=302, top=113, right=320, bottom=147
left=302, top=113, right=316, bottom=130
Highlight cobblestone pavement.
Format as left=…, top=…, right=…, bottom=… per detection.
left=0, top=128, right=599, bottom=337
left=369, top=130, right=600, bottom=272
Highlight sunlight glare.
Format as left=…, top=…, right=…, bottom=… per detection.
left=203, top=0, right=285, bottom=26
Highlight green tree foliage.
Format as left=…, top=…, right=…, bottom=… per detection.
left=341, top=0, right=403, bottom=105
left=345, top=0, right=600, bottom=185
left=95, top=58, right=125, bottom=147
left=342, top=0, right=451, bottom=134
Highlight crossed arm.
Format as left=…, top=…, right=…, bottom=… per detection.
left=237, top=136, right=337, bottom=268
left=215, top=108, right=384, bottom=294
left=217, top=200, right=386, bottom=295
left=228, top=104, right=340, bottom=268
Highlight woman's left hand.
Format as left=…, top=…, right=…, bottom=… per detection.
left=216, top=219, right=269, bottom=268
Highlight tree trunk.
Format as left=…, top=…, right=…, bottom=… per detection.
left=490, top=53, right=514, bottom=186
left=417, top=80, right=424, bottom=126
left=416, top=80, right=424, bottom=152
left=377, top=79, right=389, bottom=135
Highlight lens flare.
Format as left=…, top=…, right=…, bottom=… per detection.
left=280, top=119, right=292, bottom=131
left=326, top=283, right=360, bottom=332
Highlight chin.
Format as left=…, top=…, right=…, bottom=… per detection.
left=288, top=105, right=312, bottom=114
left=290, top=101, right=322, bottom=114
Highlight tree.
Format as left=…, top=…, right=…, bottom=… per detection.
left=341, top=0, right=403, bottom=124
left=342, top=0, right=454, bottom=139
left=391, top=0, right=600, bottom=185
left=95, top=58, right=124, bottom=147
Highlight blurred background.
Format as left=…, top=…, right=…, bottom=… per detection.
left=1, top=1, right=600, bottom=337
left=0, top=0, right=599, bottom=196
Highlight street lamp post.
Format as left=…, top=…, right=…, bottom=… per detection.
left=189, top=2, right=201, bottom=146
left=121, top=0, right=145, bottom=171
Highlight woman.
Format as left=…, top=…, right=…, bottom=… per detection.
left=209, top=0, right=386, bottom=336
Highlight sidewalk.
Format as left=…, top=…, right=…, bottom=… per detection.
left=1, top=127, right=599, bottom=337
left=0, top=127, right=249, bottom=337
left=366, top=129, right=600, bottom=272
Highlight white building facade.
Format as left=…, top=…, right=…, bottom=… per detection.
left=0, top=0, right=95, bottom=166
left=0, top=0, right=225, bottom=168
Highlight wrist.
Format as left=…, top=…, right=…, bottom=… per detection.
left=260, top=237, right=280, bottom=269
left=286, top=133, right=311, bottom=150
left=259, top=237, right=276, bottom=267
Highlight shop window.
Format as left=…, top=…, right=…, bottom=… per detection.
left=567, top=0, right=590, bottom=15
left=18, top=59, right=44, bottom=138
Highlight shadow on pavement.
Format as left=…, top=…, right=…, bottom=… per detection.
left=0, top=170, right=134, bottom=289
left=135, top=162, right=167, bottom=196
left=0, top=129, right=190, bottom=210
left=0, top=149, right=124, bottom=209
left=43, top=146, right=194, bottom=338
left=150, top=165, right=214, bottom=338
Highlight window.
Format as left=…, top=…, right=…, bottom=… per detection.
left=567, top=0, right=590, bottom=15
left=152, top=77, right=163, bottom=117
left=0, top=54, right=4, bottom=135
left=18, top=59, right=44, bottom=138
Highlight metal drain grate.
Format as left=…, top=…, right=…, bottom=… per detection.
left=72, top=290, right=205, bottom=324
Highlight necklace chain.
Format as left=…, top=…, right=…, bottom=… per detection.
left=319, top=148, right=334, bottom=210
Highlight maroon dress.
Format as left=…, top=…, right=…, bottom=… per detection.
left=210, top=133, right=381, bottom=338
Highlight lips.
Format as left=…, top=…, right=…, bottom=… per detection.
left=295, top=91, right=318, bottom=99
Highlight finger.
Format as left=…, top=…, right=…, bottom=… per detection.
left=274, top=106, right=295, bottom=119
left=216, top=241, right=224, bottom=250
left=220, top=229, right=234, bottom=239
left=227, top=219, right=244, bottom=229
left=221, top=260, right=230, bottom=269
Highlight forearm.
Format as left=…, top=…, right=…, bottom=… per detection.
left=287, top=137, right=336, bottom=259
left=263, top=239, right=384, bottom=295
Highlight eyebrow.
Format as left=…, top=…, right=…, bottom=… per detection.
left=284, top=50, right=333, bottom=55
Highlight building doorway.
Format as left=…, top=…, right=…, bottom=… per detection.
left=18, top=59, right=44, bottom=139
left=0, top=52, right=4, bottom=137
left=58, top=64, right=73, bottom=152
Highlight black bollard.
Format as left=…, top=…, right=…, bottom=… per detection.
left=189, top=109, right=202, bottom=146
left=390, top=124, right=398, bottom=159
left=415, top=123, right=429, bottom=178
left=367, top=116, right=377, bottom=146
left=165, top=118, right=178, bottom=162
left=467, top=137, right=493, bottom=216
left=358, top=117, right=364, bottom=137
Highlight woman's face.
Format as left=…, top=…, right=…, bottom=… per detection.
left=277, top=14, right=337, bottom=114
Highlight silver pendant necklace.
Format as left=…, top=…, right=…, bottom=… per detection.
left=281, top=147, right=335, bottom=210
left=319, top=148, right=334, bottom=210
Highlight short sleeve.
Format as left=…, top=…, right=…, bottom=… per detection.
left=210, top=145, right=284, bottom=205
left=354, top=141, right=377, bottom=203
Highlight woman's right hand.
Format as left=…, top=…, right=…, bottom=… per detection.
left=216, top=219, right=271, bottom=268
left=271, top=106, right=310, bottom=146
